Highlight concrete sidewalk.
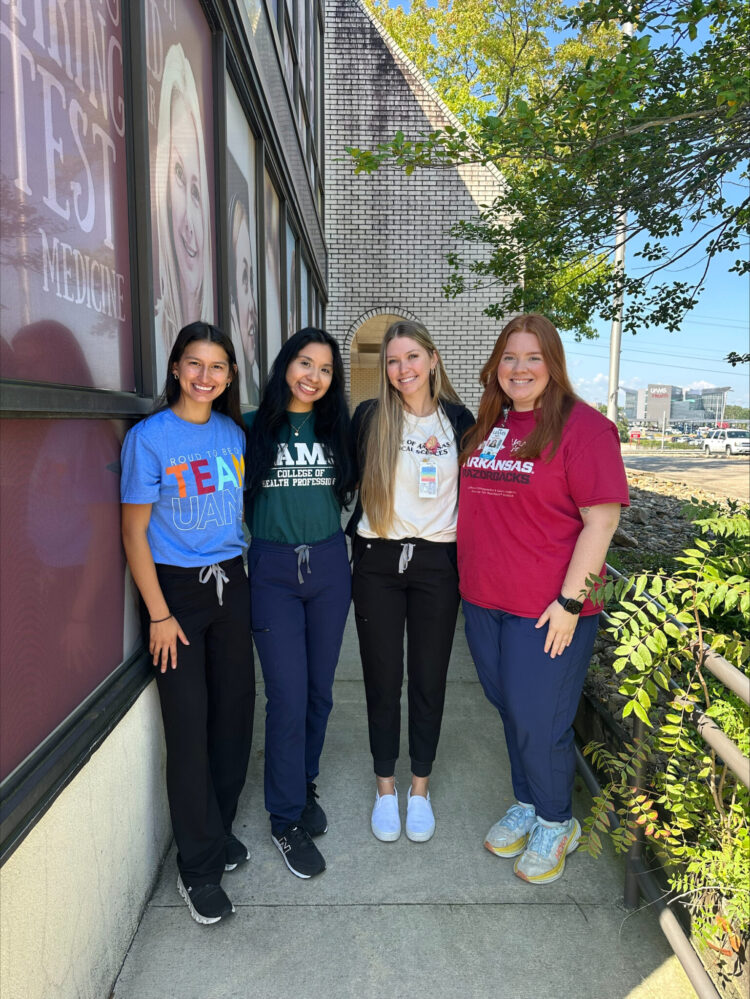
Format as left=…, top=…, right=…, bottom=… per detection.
left=114, top=606, right=696, bottom=999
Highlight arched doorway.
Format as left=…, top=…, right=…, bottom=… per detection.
left=348, top=312, right=417, bottom=409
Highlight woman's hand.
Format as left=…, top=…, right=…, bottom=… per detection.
left=535, top=600, right=578, bottom=659
left=149, top=616, right=190, bottom=673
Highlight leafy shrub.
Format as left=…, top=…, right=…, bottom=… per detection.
left=582, top=508, right=750, bottom=965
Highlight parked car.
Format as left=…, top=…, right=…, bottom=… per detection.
left=703, top=429, right=750, bottom=456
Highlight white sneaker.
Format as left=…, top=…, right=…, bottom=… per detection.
left=371, top=789, right=401, bottom=842
left=406, top=788, right=435, bottom=842
left=484, top=803, right=537, bottom=858
left=514, top=817, right=581, bottom=884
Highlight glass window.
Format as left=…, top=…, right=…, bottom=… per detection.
left=226, top=78, right=260, bottom=407
left=300, top=259, right=310, bottom=328
left=146, top=0, right=217, bottom=387
left=264, top=171, right=282, bottom=364
left=307, top=0, right=316, bottom=116
left=0, top=418, right=139, bottom=780
left=0, top=4, right=133, bottom=391
left=283, top=23, right=295, bottom=94
left=286, top=221, right=298, bottom=337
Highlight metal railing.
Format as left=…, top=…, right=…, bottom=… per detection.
left=578, top=563, right=750, bottom=999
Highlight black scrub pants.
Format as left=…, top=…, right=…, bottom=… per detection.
left=352, top=535, right=460, bottom=778
left=153, top=556, right=255, bottom=888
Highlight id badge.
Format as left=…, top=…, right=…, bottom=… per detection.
left=418, top=460, right=438, bottom=498
left=480, top=426, right=509, bottom=460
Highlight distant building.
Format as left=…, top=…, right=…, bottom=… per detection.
left=623, top=388, right=647, bottom=421
left=634, top=384, right=732, bottom=426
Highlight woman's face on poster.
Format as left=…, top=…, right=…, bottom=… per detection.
left=235, top=216, right=256, bottom=368
left=168, top=93, right=205, bottom=319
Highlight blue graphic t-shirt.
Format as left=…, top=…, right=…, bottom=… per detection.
left=121, top=408, right=246, bottom=566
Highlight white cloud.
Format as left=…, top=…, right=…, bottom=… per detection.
left=686, top=380, right=717, bottom=390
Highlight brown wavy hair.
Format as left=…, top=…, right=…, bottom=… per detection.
left=459, top=314, right=580, bottom=464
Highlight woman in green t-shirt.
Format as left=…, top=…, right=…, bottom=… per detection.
left=244, top=328, right=355, bottom=880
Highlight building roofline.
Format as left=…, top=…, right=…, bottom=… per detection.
left=353, top=0, right=505, bottom=186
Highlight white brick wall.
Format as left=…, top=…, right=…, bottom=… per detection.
left=325, top=0, right=512, bottom=415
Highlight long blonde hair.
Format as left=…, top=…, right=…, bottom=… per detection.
left=359, top=321, right=461, bottom=536
left=459, top=314, right=579, bottom=465
left=154, top=44, right=214, bottom=351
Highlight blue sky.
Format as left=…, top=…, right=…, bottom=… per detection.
left=381, top=0, right=750, bottom=408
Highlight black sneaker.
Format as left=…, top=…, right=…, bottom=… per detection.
left=300, top=782, right=328, bottom=837
left=271, top=823, right=326, bottom=878
left=224, top=833, right=250, bottom=871
left=177, top=875, right=235, bottom=925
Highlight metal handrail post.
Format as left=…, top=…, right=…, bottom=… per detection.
left=623, top=714, right=646, bottom=908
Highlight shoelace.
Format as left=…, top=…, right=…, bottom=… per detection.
left=398, top=542, right=415, bottom=574
left=198, top=563, right=230, bottom=605
left=294, top=544, right=311, bottom=585
left=526, top=822, right=564, bottom=857
left=502, top=804, right=536, bottom=832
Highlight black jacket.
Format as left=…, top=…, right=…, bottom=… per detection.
left=345, top=398, right=475, bottom=537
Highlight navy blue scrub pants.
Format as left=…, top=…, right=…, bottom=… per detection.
left=153, top=557, right=255, bottom=888
left=248, top=531, right=351, bottom=834
left=463, top=600, right=599, bottom=823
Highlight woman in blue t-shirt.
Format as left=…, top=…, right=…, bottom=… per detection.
left=244, top=328, right=355, bottom=880
left=121, top=322, right=254, bottom=926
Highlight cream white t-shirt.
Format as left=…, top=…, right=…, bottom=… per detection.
left=358, top=408, right=459, bottom=542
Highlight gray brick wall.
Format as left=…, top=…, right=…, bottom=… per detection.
left=325, top=0, right=512, bottom=415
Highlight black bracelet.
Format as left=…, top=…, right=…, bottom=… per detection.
left=150, top=613, right=172, bottom=624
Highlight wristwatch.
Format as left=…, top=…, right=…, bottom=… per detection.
left=557, top=594, right=584, bottom=615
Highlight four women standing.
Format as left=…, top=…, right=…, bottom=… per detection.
left=122, top=312, right=627, bottom=922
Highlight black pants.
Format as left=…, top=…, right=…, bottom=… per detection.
left=352, top=536, right=460, bottom=778
left=152, top=557, right=255, bottom=887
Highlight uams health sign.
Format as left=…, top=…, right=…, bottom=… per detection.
left=1, top=0, right=133, bottom=390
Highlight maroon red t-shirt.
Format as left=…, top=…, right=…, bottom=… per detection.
left=457, top=401, right=630, bottom=618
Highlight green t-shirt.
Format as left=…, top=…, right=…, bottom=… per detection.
left=243, top=410, right=341, bottom=544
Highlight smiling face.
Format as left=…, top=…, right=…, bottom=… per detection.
left=385, top=335, right=436, bottom=412
left=172, top=339, right=232, bottom=417
left=234, top=216, right=256, bottom=367
left=496, top=330, right=550, bottom=411
left=285, top=341, right=334, bottom=412
left=168, top=94, right=205, bottom=320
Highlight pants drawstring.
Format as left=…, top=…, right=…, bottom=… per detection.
left=398, top=543, right=415, bottom=574
left=294, top=544, right=311, bottom=585
left=198, top=563, right=230, bottom=605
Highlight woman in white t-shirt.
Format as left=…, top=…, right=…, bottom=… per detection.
left=348, top=321, right=474, bottom=843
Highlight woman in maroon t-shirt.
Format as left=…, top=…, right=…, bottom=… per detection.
left=456, top=313, right=629, bottom=885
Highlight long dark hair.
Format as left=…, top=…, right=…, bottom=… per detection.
left=245, top=328, right=355, bottom=506
left=156, top=322, right=243, bottom=430
left=459, top=314, right=579, bottom=464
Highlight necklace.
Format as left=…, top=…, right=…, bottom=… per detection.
left=288, top=410, right=313, bottom=437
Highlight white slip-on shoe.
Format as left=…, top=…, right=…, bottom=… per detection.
left=371, top=788, right=401, bottom=842
left=406, top=788, right=435, bottom=842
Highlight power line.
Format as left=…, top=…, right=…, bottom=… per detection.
left=564, top=351, right=742, bottom=377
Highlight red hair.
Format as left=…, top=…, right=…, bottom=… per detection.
left=459, top=314, right=580, bottom=464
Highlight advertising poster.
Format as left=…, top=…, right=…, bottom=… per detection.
left=0, top=1, right=133, bottom=390
left=146, top=0, right=216, bottom=385
left=264, top=170, right=282, bottom=362
left=226, top=79, right=260, bottom=406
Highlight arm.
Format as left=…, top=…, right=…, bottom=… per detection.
left=535, top=502, right=621, bottom=659
left=121, top=503, right=189, bottom=672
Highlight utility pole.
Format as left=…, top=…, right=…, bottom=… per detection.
left=607, top=20, right=635, bottom=425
